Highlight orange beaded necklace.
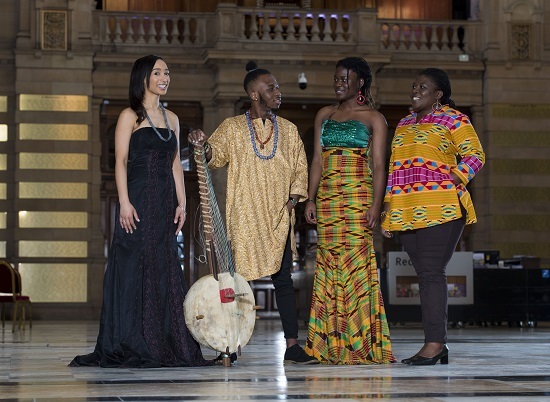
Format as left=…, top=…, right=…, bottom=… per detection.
left=251, top=121, right=273, bottom=149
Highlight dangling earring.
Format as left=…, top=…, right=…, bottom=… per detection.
left=432, top=98, right=442, bottom=112
left=356, top=90, right=366, bottom=106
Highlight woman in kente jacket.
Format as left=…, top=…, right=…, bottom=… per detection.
left=381, top=67, right=485, bottom=366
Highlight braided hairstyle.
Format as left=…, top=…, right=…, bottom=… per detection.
left=243, top=61, right=272, bottom=93
left=129, top=54, right=164, bottom=125
left=418, top=68, right=456, bottom=108
left=335, top=56, right=376, bottom=108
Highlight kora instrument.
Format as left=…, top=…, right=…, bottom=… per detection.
left=183, top=142, right=257, bottom=366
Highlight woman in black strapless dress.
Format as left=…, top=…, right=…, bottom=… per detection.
left=69, top=55, right=211, bottom=368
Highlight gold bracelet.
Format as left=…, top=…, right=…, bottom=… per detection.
left=307, top=198, right=316, bottom=204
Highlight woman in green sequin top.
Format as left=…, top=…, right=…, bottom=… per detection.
left=303, top=57, right=395, bottom=364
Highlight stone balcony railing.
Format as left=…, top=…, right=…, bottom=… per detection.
left=238, top=9, right=353, bottom=43
left=94, top=4, right=483, bottom=58
left=378, top=19, right=478, bottom=53
left=95, top=11, right=212, bottom=47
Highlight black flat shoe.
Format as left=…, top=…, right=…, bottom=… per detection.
left=406, top=345, right=449, bottom=366
left=283, top=344, right=319, bottom=365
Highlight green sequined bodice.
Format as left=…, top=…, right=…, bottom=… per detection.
left=320, top=119, right=371, bottom=148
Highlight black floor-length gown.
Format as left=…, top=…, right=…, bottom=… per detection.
left=70, top=127, right=211, bottom=368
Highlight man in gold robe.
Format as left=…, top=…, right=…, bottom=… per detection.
left=189, top=61, right=316, bottom=364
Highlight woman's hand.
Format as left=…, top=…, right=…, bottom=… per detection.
left=304, top=200, right=317, bottom=224
left=379, top=205, right=392, bottom=237
left=365, top=206, right=381, bottom=229
left=174, top=205, right=186, bottom=235
left=450, top=172, right=462, bottom=185
left=119, top=202, right=140, bottom=234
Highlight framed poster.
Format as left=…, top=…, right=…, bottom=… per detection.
left=387, top=251, right=474, bottom=305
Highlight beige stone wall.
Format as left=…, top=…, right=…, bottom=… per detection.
left=4, top=0, right=103, bottom=319
left=0, top=0, right=548, bottom=319
left=478, top=0, right=550, bottom=262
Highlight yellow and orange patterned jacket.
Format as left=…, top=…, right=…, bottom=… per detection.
left=382, top=105, right=485, bottom=232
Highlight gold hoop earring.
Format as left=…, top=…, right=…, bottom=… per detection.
left=432, top=98, right=442, bottom=112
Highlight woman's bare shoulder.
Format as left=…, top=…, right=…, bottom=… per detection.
left=117, top=107, right=139, bottom=128
left=357, top=108, right=387, bottom=125
left=316, top=104, right=338, bottom=120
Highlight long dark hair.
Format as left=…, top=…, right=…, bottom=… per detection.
left=243, top=61, right=271, bottom=93
left=418, top=67, right=456, bottom=108
left=336, top=56, right=375, bottom=108
left=129, top=54, right=164, bottom=124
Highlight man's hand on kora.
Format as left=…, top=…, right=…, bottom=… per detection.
left=188, top=129, right=208, bottom=147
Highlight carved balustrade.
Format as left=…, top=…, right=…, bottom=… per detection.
left=378, top=19, right=478, bottom=53
left=94, top=7, right=483, bottom=58
left=96, top=12, right=211, bottom=46
left=238, top=9, right=353, bottom=43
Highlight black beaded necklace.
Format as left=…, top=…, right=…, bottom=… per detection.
left=145, top=104, right=172, bottom=143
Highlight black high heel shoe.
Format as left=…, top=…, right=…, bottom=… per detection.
left=401, top=355, right=416, bottom=364
left=404, top=345, right=449, bottom=366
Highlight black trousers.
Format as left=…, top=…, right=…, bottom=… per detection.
left=399, top=217, right=465, bottom=343
left=270, top=230, right=299, bottom=340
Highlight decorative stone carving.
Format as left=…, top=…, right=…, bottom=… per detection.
left=510, top=23, right=530, bottom=60
left=41, top=10, right=67, bottom=50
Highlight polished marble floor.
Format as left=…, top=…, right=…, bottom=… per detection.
left=1, top=319, right=550, bottom=401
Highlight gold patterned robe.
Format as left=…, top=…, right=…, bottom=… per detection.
left=208, top=114, right=308, bottom=280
